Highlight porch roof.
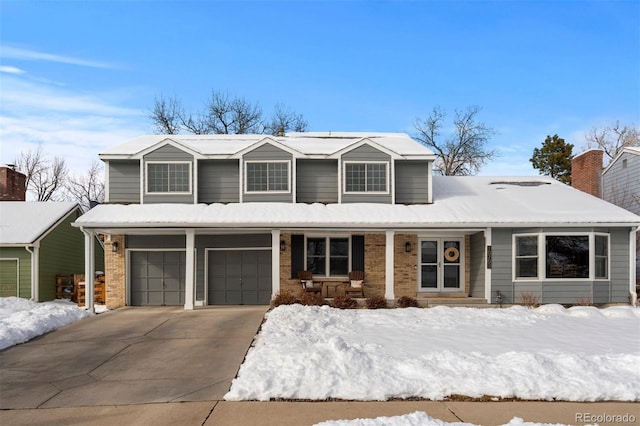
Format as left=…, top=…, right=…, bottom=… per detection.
left=75, top=177, right=640, bottom=230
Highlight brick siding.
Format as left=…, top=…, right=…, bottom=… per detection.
left=105, top=235, right=126, bottom=308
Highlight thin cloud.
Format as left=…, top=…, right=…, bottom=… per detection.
left=0, top=65, right=25, bottom=74
left=1, top=45, right=117, bottom=69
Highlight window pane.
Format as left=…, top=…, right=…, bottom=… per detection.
left=345, top=164, right=365, bottom=192
left=330, top=238, right=349, bottom=256
left=595, top=235, right=608, bottom=256
left=366, top=163, right=386, bottom=192
left=329, top=238, right=349, bottom=276
left=307, top=238, right=326, bottom=276
left=546, top=236, right=589, bottom=279
left=247, top=163, right=268, bottom=191
left=443, top=241, right=460, bottom=264
left=148, top=164, right=168, bottom=193
left=268, top=163, right=288, bottom=191
left=516, top=258, right=538, bottom=278
left=595, top=257, right=607, bottom=279
left=443, top=265, right=459, bottom=288
left=168, top=163, right=190, bottom=192
left=330, top=257, right=348, bottom=275
left=421, top=241, right=437, bottom=263
left=517, top=236, right=538, bottom=256
left=421, top=265, right=437, bottom=288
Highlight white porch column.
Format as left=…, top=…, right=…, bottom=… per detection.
left=484, top=228, right=492, bottom=303
left=385, top=230, right=395, bottom=300
left=271, top=230, right=281, bottom=299
left=83, top=229, right=95, bottom=313
left=184, top=230, right=195, bottom=310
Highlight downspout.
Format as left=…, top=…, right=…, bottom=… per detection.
left=631, top=226, right=638, bottom=306
left=25, top=244, right=39, bottom=301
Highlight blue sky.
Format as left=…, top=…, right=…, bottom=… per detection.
left=1, top=0, right=638, bottom=176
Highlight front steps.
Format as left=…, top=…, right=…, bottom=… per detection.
left=416, top=296, right=489, bottom=308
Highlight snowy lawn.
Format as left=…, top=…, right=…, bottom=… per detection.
left=0, top=297, right=104, bottom=350
left=225, top=304, right=640, bottom=402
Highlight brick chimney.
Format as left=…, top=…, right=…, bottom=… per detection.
left=571, top=150, right=603, bottom=198
left=0, top=166, right=27, bottom=201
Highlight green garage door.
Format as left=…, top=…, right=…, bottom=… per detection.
left=208, top=250, right=271, bottom=305
left=0, top=259, right=18, bottom=297
left=130, top=251, right=185, bottom=306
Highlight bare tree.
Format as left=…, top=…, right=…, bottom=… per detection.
left=14, top=146, right=68, bottom=201
left=585, top=121, right=639, bottom=162
left=414, top=105, right=497, bottom=175
left=150, top=94, right=182, bottom=134
left=206, top=90, right=263, bottom=134
left=64, top=161, right=105, bottom=210
left=263, top=103, right=309, bottom=135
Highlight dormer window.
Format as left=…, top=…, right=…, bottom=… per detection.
left=344, top=162, right=388, bottom=193
left=146, top=162, right=191, bottom=194
left=245, top=161, right=290, bottom=193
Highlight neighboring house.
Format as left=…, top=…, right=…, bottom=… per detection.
left=74, top=133, right=640, bottom=310
left=573, top=147, right=640, bottom=286
left=0, top=201, right=105, bottom=301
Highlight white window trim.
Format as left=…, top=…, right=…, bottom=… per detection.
left=304, top=234, right=352, bottom=278
left=144, top=161, right=193, bottom=195
left=244, top=160, right=291, bottom=194
left=512, top=232, right=610, bottom=282
left=343, top=161, right=390, bottom=195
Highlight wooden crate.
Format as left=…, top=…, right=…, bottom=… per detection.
left=75, top=274, right=106, bottom=307
left=55, top=274, right=75, bottom=301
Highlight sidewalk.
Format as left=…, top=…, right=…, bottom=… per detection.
left=1, top=401, right=638, bottom=425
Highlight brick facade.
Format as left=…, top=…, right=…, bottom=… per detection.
left=105, top=235, right=126, bottom=309
left=394, top=233, right=418, bottom=298
left=363, top=233, right=386, bottom=297
left=571, top=150, right=603, bottom=198
left=0, top=166, right=26, bottom=201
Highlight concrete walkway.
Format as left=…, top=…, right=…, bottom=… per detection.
left=1, top=307, right=638, bottom=426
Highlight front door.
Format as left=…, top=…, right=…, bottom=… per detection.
left=419, top=239, right=463, bottom=292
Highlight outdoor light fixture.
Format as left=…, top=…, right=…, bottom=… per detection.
left=111, top=241, right=118, bottom=253
left=405, top=242, right=412, bottom=253
left=280, top=240, right=286, bottom=251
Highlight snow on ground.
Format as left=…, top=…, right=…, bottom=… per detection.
left=314, top=411, right=569, bottom=426
left=0, top=297, right=105, bottom=350
left=225, top=304, right=640, bottom=402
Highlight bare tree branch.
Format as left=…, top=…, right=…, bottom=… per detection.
left=149, top=94, right=182, bottom=134
left=14, top=146, right=68, bottom=201
left=414, top=105, right=497, bottom=175
left=64, top=161, right=105, bottom=210
left=263, top=103, right=309, bottom=135
left=585, top=120, right=640, bottom=162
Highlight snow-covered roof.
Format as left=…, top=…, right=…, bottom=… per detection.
left=75, top=176, right=640, bottom=230
left=602, top=146, right=640, bottom=176
left=100, top=132, right=435, bottom=159
left=0, top=202, right=80, bottom=244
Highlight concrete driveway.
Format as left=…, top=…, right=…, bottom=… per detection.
left=0, top=306, right=267, bottom=418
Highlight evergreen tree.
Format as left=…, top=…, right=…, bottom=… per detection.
left=530, top=134, right=573, bottom=184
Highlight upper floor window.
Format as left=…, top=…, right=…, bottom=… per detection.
left=146, top=162, right=191, bottom=194
left=344, top=162, right=388, bottom=193
left=245, top=161, right=290, bottom=193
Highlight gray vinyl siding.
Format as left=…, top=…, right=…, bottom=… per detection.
left=108, top=160, right=140, bottom=203
left=195, top=234, right=271, bottom=301
left=341, top=144, right=392, bottom=204
left=469, top=232, right=485, bottom=298
left=491, top=227, right=632, bottom=304
left=143, top=145, right=195, bottom=204
left=602, top=151, right=640, bottom=216
left=296, top=160, right=339, bottom=203
left=243, top=143, right=293, bottom=202
left=198, top=160, right=240, bottom=203
left=394, top=161, right=430, bottom=204
left=126, top=235, right=187, bottom=249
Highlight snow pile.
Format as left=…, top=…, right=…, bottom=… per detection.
left=314, top=412, right=570, bottom=426
left=225, top=304, right=640, bottom=402
left=0, top=297, right=93, bottom=350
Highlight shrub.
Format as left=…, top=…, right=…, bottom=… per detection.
left=574, top=295, right=593, bottom=306
left=299, top=291, right=326, bottom=306
left=272, top=290, right=299, bottom=307
left=332, top=294, right=358, bottom=309
left=365, top=295, right=387, bottom=309
left=518, top=292, right=540, bottom=308
left=396, top=296, right=418, bottom=308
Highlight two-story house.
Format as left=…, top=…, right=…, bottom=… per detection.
left=74, top=132, right=640, bottom=310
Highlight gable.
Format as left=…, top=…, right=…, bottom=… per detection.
left=143, top=143, right=194, bottom=161
left=341, top=143, right=391, bottom=161
left=243, top=142, right=293, bottom=160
